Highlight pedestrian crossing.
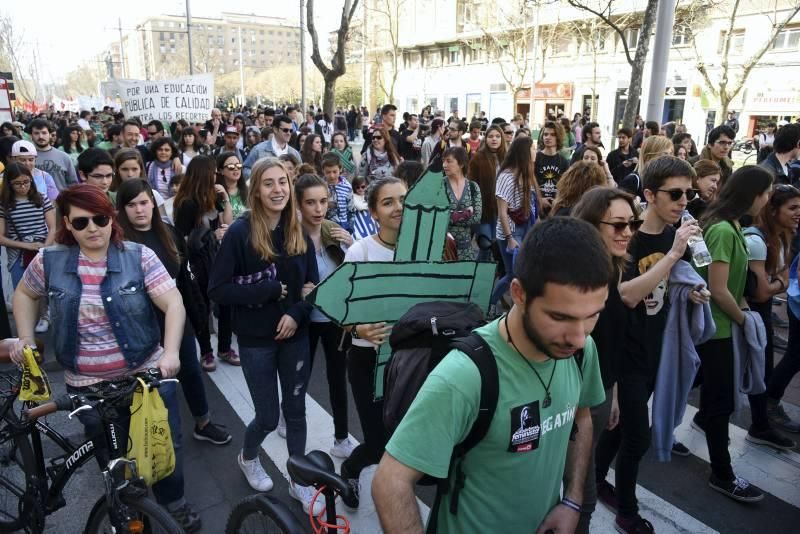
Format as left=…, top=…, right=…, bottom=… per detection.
left=205, top=335, right=800, bottom=532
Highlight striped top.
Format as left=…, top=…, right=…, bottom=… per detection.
left=0, top=198, right=53, bottom=268
left=23, top=246, right=175, bottom=387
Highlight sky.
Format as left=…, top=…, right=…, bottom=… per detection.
left=2, top=0, right=344, bottom=83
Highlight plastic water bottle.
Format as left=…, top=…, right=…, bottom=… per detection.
left=681, top=211, right=712, bottom=267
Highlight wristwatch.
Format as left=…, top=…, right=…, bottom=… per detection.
left=351, top=326, right=361, bottom=340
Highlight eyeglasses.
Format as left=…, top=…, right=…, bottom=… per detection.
left=598, top=219, right=644, bottom=233
left=657, top=188, right=698, bottom=201
left=87, top=172, right=114, bottom=180
left=69, top=215, right=111, bottom=231
left=504, top=130, right=513, bottom=135
left=147, top=130, right=158, bottom=136
left=278, top=127, right=292, bottom=133
left=372, top=136, right=384, bottom=141
left=223, top=163, right=243, bottom=171
left=10, top=180, right=31, bottom=188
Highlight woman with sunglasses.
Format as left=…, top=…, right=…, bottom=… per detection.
left=741, top=184, right=800, bottom=450
left=694, top=165, right=772, bottom=504
left=174, top=155, right=236, bottom=371
left=571, top=187, right=641, bottom=533
left=10, top=184, right=202, bottom=532
left=216, top=151, right=248, bottom=219
left=207, top=158, right=321, bottom=514
left=359, top=127, right=401, bottom=180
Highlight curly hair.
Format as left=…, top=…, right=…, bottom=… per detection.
left=551, top=161, right=607, bottom=215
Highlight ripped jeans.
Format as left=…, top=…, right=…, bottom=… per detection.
left=239, top=333, right=311, bottom=460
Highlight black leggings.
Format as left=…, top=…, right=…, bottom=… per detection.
left=309, top=321, right=349, bottom=440
left=341, top=345, right=387, bottom=479
left=696, top=337, right=736, bottom=481
left=197, top=293, right=232, bottom=355
left=769, top=304, right=800, bottom=401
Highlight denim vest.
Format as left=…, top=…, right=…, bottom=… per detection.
left=42, top=242, right=161, bottom=373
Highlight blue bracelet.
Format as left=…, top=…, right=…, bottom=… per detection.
left=561, top=498, right=582, bottom=513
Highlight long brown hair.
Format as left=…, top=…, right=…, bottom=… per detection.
left=173, top=155, right=217, bottom=224
left=499, top=136, right=541, bottom=216
left=551, top=162, right=607, bottom=215
left=247, top=158, right=307, bottom=261
left=115, top=178, right=179, bottom=267
left=111, top=148, right=146, bottom=192
left=1, top=163, right=42, bottom=210
left=755, top=184, right=800, bottom=274
left=301, top=134, right=323, bottom=174
left=468, top=125, right=505, bottom=222
left=572, top=186, right=637, bottom=272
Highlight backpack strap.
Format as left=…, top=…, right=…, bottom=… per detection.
left=426, top=332, right=498, bottom=532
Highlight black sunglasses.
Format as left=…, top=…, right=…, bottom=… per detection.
left=70, top=215, right=111, bottom=231
left=598, top=219, right=644, bottom=233
left=657, top=188, right=697, bottom=201
left=223, top=163, right=243, bottom=171
left=278, top=127, right=292, bottom=133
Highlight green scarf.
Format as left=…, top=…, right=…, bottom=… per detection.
left=330, top=147, right=355, bottom=175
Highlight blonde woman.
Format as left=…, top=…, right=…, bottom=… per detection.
left=619, top=136, right=674, bottom=201
left=207, top=158, right=321, bottom=514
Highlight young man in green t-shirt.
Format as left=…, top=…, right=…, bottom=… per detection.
left=372, top=218, right=610, bottom=533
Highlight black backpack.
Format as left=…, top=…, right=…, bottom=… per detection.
left=384, top=301, right=499, bottom=532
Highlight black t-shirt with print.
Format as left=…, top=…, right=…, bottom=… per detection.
left=535, top=152, right=569, bottom=200
left=591, top=268, right=626, bottom=390
left=622, top=226, right=677, bottom=378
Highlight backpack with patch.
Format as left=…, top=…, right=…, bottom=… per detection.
left=384, top=301, right=499, bottom=532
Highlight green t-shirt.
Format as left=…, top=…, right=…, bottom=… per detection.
left=697, top=221, right=748, bottom=339
left=385, top=319, right=605, bottom=532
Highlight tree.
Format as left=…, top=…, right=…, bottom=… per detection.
left=566, top=18, right=612, bottom=119
left=307, top=0, right=360, bottom=116
left=567, top=0, right=659, bottom=129
left=0, top=10, right=37, bottom=102
left=683, top=0, right=800, bottom=125
left=62, top=62, right=103, bottom=98
left=364, top=0, right=406, bottom=104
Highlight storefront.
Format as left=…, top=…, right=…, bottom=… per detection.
left=515, top=83, right=574, bottom=123
left=743, top=89, right=800, bottom=137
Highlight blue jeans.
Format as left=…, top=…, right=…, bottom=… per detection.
left=476, top=221, right=496, bottom=262
left=10, top=254, right=25, bottom=290
left=490, top=225, right=528, bottom=306
left=177, top=325, right=209, bottom=424
left=71, top=380, right=184, bottom=506
left=239, top=333, right=311, bottom=459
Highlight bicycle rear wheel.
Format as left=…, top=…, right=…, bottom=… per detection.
left=225, top=494, right=305, bottom=534
left=84, top=493, right=183, bottom=534
left=0, top=410, right=36, bottom=532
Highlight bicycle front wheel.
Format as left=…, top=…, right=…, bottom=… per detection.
left=84, top=493, right=183, bottom=534
left=0, top=412, right=36, bottom=532
left=225, top=494, right=305, bottom=534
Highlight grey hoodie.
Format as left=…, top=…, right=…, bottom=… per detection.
left=731, top=311, right=767, bottom=411
left=653, top=260, right=716, bottom=461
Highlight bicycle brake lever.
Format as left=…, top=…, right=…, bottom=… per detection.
left=67, top=404, right=94, bottom=420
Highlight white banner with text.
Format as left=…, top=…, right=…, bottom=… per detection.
left=116, top=74, right=213, bottom=123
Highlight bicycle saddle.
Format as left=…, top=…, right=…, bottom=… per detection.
left=286, top=450, right=354, bottom=500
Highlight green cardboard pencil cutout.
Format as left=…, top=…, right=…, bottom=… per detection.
left=306, top=169, right=495, bottom=397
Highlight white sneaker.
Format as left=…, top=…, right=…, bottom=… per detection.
left=289, top=482, right=325, bottom=516
left=277, top=412, right=286, bottom=438
left=34, top=317, right=50, bottom=334
left=330, top=437, right=357, bottom=459
left=238, top=451, right=273, bottom=492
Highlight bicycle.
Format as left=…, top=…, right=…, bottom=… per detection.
left=0, top=363, right=183, bottom=534
left=225, top=450, right=355, bottom=534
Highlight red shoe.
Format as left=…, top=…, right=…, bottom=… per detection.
left=218, top=350, right=241, bottom=366
left=201, top=352, right=216, bottom=372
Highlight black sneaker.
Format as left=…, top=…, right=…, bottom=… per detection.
left=614, top=513, right=655, bottom=534
left=746, top=427, right=796, bottom=451
left=193, top=422, right=232, bottom=445
left=169, top=502, right=202, bottom=533
left=671, top=441, right=691, bottom=457
left=708, top=475, right=764, bottom=503
left=767, top=400, right=800, bottom=433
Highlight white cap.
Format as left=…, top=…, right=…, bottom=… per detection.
left=11, top=140, right=37, bottom=157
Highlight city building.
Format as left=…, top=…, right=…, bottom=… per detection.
left=364, top=0, right=800, bottom=143
left=106, top=12, right=301, bottom=81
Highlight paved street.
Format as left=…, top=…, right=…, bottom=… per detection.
left=7, top=304, right=800, bottom=533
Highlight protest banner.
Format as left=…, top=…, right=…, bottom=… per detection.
left=115, top=74, right=213, bottom=123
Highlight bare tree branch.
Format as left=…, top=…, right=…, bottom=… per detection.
left=567, top=0, right=634, bottom=65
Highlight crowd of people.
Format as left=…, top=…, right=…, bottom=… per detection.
left=1, top=100, right=800, bottom=534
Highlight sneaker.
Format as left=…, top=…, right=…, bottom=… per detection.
left=330, top=437, right=357, bottom=459
left=596, top=480, right=618, bottom=514
left=238, top=451, right=274, bottom=492
left=339, top=477, right=360, bottom=510
left=34, top=317, right=50, bottom=334
left=193, top=422, right=232, bottom=445
left=767, top=400, right=800, bottom=433
left=201, top=352, right=216, bottom=372
left=277, top=412, right=286, bottom=438
left=708, top=474, right=764, bottom=503
left=746, top=427, right=796, bottom=451
left=614, top=514, right=655, bottom=534
left=289, top=482, right=325, bottom=516
left=218, top=349, right=241, bottom=366
left=169, top=502, right=202, bottom=533
left=671, top=441, right=691, bottom=457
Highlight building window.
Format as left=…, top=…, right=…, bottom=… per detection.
left=448, top=48, right=461, bottom=65
left=773, top=25, right=800, bottom=50
left=551, top=35, right=572, bottom=55
left=425, top=49, right=441, bottom=67
left=160, top=32, right=165, bottom=41
left=718, top=29, right=745, bottom=55
left=672, top=26, right=690, bottom=47
left=170, top=32, right=175, bottom=40
left=623, top=27, right=640, bottom=49
left=159, top=45, right=166, bottom=53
